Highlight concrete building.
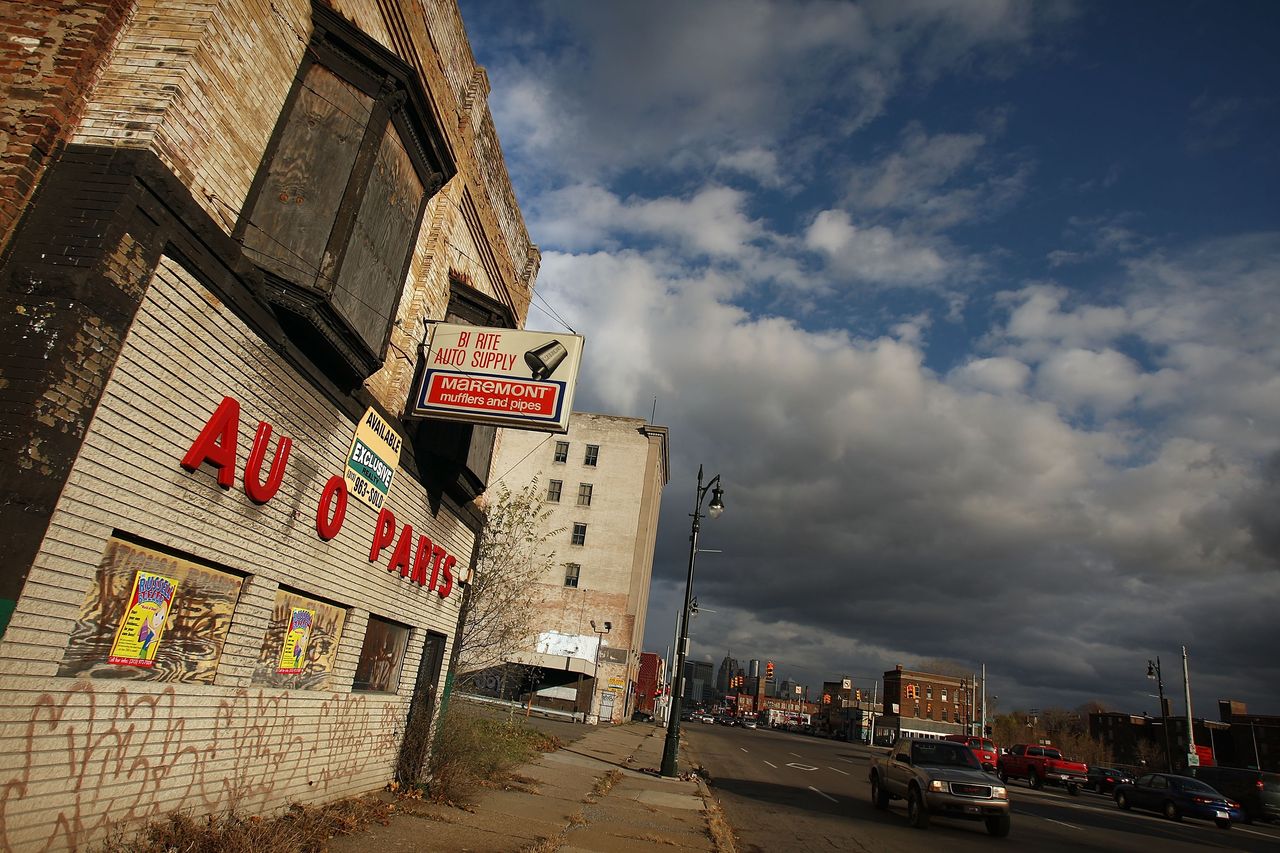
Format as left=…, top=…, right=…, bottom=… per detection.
left=684, top=659, right=715, bottom=704
left=716, top=653, right=739, bottom=694
left=0, top=2, right=536, bottom=849
left=487, top=412, right=669, bottom=724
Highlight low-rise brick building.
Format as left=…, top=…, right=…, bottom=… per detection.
left=0, top=1, right=538, bottom=849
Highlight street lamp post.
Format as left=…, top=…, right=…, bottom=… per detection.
left=590, top=620, right=611, bottom=724
left=660, top=465, right=725, bottom=777
left=1148, top=656, right=1173, bottom=772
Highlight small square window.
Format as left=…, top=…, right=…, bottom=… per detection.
left=564, top=563, right=580, bottom=588
left=926, top=686, right=933, bottom=700
left=577, top=483, right=593, bottom=506
left=571, top=523, right=587, bottom=546
left=353, top=615, right=410, bottom=693
left=547, top=479, right=562, bottom=502
left=554, top=441, right=569, bottom=463
left=583, top=445, right=599, bottom=466
left=942, top=708, right=949, bottom=721
left=941, top=689, right=948, bottom=702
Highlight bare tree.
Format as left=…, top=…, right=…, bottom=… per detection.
left=451, top=480, right=559, bottom=688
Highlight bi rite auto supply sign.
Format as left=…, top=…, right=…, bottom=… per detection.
left=409, top=324, right=584, bottom=433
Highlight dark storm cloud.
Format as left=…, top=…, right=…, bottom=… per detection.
left=460, top=1, right=1280, bottom=713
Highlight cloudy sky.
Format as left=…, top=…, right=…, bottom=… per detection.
left=458, top=0, right=1280, bottom=716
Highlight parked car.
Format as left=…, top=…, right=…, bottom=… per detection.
left=742, top=719, right=758, bottom=729
left=997, top=743, right=1088, bottom=794
left=868, top=736, right=1011, bottom=836
left=1191, top=766, right=1280, bottom=824
left=944, top=735, right=1000, bottom=772
left=1114, top=773, right=1243, bottom=828
left=1086, top=766, right=1134, bottom=794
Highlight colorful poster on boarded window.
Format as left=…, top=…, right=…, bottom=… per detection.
left=276, top=607, right=315, bottom=674
left=344, top=406, right=402, bottom=511
left=108, top=571, right=179, bottom=667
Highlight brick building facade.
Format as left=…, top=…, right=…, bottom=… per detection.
left=877, top=664, right=983, bottom=740
left=0, top=1, right=536, bottom=849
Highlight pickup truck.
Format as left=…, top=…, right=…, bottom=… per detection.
left=869, top=736, right=1012, bottom=837
left=997, top=743, right=1087, bottom=794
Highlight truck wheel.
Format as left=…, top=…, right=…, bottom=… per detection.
left=1215, top=817, right=1231, bottom=829
left=1163, top=800, right=1182, bottom=822
left=1029, top=770, right=1043, bottom=790
left=907, top=786, right=930, bottom=829
left=1067, top=782, right=1079, bottom=796
left=871, top=775, right=890, bottom=809
left=998, top=767, right=1008, bottom=784
left=1116, top=792, right=1130, bottom=810
left=986, top=814, right=1011, bottom=838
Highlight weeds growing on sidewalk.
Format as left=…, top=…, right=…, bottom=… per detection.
left=93, top=795, right=393, bottom=853
left=427, top=703, right=560, bottom=806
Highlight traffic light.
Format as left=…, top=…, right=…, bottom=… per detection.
left=766, top=661, right=775, bottom=681
left=822, top=693, right=832, bottom=705
left=855, top=689, right=861, bottom=702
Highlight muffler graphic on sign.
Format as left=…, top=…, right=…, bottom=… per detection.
left=524, top=340, right=568, bottom=380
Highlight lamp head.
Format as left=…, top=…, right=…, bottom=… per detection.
left=604, top=621, right=612, bottom=633
left=590, top=620, right=597, bottom=631
left=1147, top=661, right=1156, bottom=679
left=708, top=485, right=725, bottom=518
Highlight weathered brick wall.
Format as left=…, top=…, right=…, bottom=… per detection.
left=0, top=255, right=471, bottom=851
left=0, top=0, right=134, bottom=255
left=0, top=0, right=546, bottom=846
left=489, top=415, right=669, bottom=723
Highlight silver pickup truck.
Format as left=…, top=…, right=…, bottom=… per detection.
left=869, top=736, right=1012, bottom=837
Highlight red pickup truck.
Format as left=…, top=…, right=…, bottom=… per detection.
left=997, top=743, right=1087, bottom=794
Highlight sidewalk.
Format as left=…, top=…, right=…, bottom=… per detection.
left=329, top=722, right=725, bottom=853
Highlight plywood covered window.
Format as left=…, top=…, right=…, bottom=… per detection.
left=239, top=4, right=453, bottom=382
left=58, top=537, right=243, bottom=683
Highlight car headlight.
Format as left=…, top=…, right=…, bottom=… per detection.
left=929, top=780, right=946, bottom=792
left=991, top=786, right=1008, bottom=800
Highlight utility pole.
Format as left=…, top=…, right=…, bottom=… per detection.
left=1183, top=645, right=1195, bottom=767
left=869, top=680, right=878, bottom=745
left=980, top=663, right=987, bottom=739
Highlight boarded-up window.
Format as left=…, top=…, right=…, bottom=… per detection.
left=238, top=7, right=452, bottom=381
left=59, top=538, right=242, bottom=683
left=242, top=64, right=371, bottom=289
left=332, top=121, right=424, bottom=355
left=251, top=588, right=347, bottom=691
left=353, top=615, right=410, bottom=693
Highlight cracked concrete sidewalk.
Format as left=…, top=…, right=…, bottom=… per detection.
left=328, top=722, right=726, bottom=853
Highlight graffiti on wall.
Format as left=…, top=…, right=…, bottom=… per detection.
left=0, top=682, right=402, bottom=851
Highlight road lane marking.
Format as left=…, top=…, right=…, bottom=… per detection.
left=740, top=747, right=748, bottom=752
left=787, top=763, right=819, bottom=771
left=1043, top=817, right=1081, bottom=830
left=1235, top=827, right=1280, bottom=839
left=836, top=757, right=854, bottom=763
left=809, top=786, right=838, bottom=803
left=764, top=760, right=777, bottom=768
left=790, top=752, right=802, bottom=757
left=828, top=766, right=849, bottom=775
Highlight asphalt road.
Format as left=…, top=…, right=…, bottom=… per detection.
left=682, top=722, right=1280, bottom=852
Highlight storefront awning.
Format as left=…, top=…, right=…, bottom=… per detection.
left=509, top=650, right=596, bottom=676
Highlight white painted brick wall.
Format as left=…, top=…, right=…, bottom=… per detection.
left=0, top=256, right=470, bottom=851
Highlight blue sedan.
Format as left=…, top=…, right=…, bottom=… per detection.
left=1114, top=772, right=1243, bottom=828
